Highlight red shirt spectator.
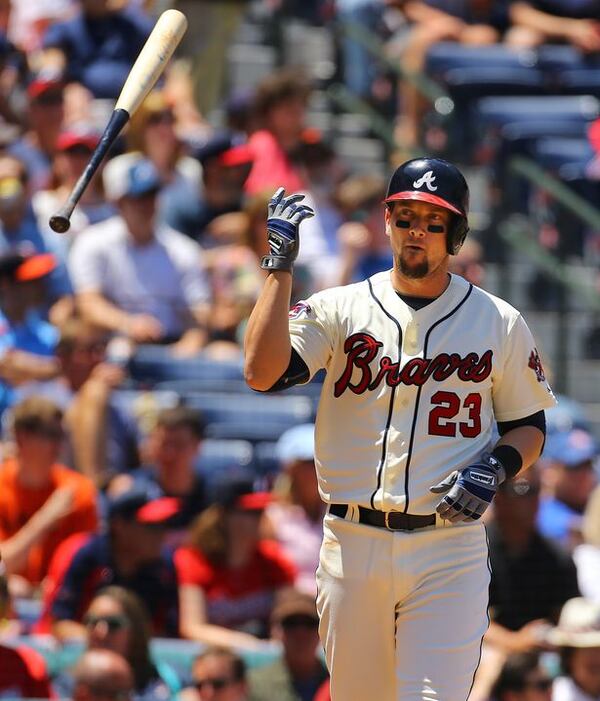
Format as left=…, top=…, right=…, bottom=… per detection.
left=176, top=480, right=296, bottom=649
left=0, top=643, right=55, bottom=698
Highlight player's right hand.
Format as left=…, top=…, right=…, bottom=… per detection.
left=260, top=187, right=315, bottom=272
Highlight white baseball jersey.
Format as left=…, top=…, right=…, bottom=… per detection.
left=289, top=271, right=556, bottom=514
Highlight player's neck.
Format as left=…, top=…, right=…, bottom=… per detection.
left=391, top=268, right=451, bottom=299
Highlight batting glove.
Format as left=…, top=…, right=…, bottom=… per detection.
left=429, top=453, right=506, bottom=523
left=261, top=187, right=315, bottom=272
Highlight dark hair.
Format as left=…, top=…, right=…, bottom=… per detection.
left=193, top=646, right=246, bottom=683
left=155, top=406, right=205, bottom=440
left=87, top=586, right=155, bottom=691
left=490, top=652, right=543, bottom=700
left=254, top=69, right=311, bottom=120
left=56, top=316, right=107, bottom=354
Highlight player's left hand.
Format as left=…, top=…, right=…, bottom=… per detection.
left=429, top=453, right=506, bottom=523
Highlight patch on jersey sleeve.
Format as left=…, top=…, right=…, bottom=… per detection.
left=288, top=301, right=312, bottom=320
left=528, top=348, right=546, bottom=383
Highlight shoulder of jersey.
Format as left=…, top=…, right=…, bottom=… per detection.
left=468, top=281, right=521, bottom=322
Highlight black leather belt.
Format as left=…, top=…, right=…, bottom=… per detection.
left=329, top=504, right=436, bottom=531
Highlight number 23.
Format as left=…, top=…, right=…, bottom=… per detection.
left=428, top=391, right=482, bottom=437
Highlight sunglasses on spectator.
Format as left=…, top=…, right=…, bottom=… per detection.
left=31, top=426, right=65, bottom=441
left=64, top=145, right=95, bottom=157
left=147, top=110, right=174, bottom=126
left=281, top=614, right=319, bottom=630
left=523, top=677, right=553, bottom=691
left=83, top=614, right=129, bottom=632
left=87, top=684, right=130, bottom=700
left=193, top=677, right=236, bottom=692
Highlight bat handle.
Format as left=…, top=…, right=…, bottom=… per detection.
left=50, top=108, right=130, bottom=233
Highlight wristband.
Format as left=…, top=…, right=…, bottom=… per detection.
left=491, top=445, right=523, bottom=480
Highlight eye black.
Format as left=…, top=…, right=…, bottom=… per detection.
left=427, top=224, right=445, bottom=233
left=396, top=219, right=410, bottom=228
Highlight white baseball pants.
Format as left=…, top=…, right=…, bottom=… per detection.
left=316, top=512, right=490, bottom=701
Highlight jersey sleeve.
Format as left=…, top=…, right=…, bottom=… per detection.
left=288, top=292, right=337, bottom=381
left=492, top=314, right=557, bottom=422
left=174, top=547, right=212, bottom=587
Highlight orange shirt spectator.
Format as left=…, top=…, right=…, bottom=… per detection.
left=0, top=396, right=97, bottom=592
left=244, top=129, right=305, bottom=196
left=0, top=457, right=97, bottom=585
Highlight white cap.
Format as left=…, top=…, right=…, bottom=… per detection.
left=547, top=598, right=600, bottom=648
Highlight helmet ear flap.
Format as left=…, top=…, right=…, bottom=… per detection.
left=447, top=216, right=469, bottom=255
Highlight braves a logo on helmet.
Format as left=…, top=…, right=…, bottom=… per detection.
left=413, top=170, right=438, bottom=192
left=528, top=348, right=546, bottom=383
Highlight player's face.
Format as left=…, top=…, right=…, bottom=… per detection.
left=385, top=201, right=451, bottom=280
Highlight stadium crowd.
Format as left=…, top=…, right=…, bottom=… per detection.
left=0, top=0, right=599, bottom=699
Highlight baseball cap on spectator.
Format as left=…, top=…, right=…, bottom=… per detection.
left=194, top=131, right=254, bottom=168
left=276, top=423, right=315, bottom=464
left=27, top=67, right=64, bottom=101
left=103, top=157, right=161, bottom=201
left=547, top=598, right=600, bottom=648
left=544, top=428, right=599, bottom=468
left=56, top=124, right=101, bottom=152
left=271, top=588, right=319, bottom=625
left=213, top=475, right=271, bottom=512
left=0, top=251, right=56, bottom=282
left=108, top=486, right=181, bottom=526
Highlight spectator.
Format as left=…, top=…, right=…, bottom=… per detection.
left=33, top=123, right=116, bottom=258
left=248, top=589, right=328, bottom=701
left=488, top=652, right=553, bottom=701
left=70, top=649, right=134, bottom=701
left=0, top=563, right=56, bottom=697
left=175, top=478, right=296, bottom=649
left=57, top=316, right=137, bottom=484
left=264, top=424, right=324, bottom=597
left=485, top=465, right=580, bottom=656
left=174, top=0, right=249, bottom=117
left=164, top=130, right=254, bottom=243
left=537, top=428, right=598, bottom=549
left=0, top=252, right=60, bottom=417
left=113, top=406, right=210, bottom=540
left=54, top=586, right=180, bottom=701
left=69, top=156, right=211, bottom=355
left=547, top=597, right=600, bottom=701
left=111, top=90, right=202, bottom=231
left=181, top=647, right=249, bottom=701
left=573, top=485, right=600, bottom=604
left=8, top=69, right=65, bottom=192
left=40, top=0, right=153, bottom=99
left=393, top=1, right=509, bottom=150
left=0, top=152, right=72, bottom=308
left=36, top=486, right=181, bottom=639
left=332, top=173, right=392, bottom=286
left=244, top=70, right=311, bottom=196
left=17, top=316, right=139, bottom=484
left=507, top=1, right=600, bottom=52
left=0, top=396, right=98, bottom=597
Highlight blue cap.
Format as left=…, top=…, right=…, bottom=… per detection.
left=544, top=428, right=599, bottom=468
left=105, top=157, right=161, bottom=200
left=276, top=423, right=315, bottom=464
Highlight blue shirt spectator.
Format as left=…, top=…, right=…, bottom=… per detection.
left=42, top=3, right=153, bottom=99
left=537, top=429, right=599, bottom=547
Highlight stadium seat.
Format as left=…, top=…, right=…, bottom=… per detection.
left=129, top=346, right=244, bottom=384
left=425, top=43, right=538, bottom=77
left=182, top=391, right=315, bottom=443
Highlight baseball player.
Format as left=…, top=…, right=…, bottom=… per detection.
left=244, top=158, right=556, bottom=701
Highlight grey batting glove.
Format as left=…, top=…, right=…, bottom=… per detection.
left=261, top=187, right=315, bottom=272
left=429, top=453, right=506, bottom=523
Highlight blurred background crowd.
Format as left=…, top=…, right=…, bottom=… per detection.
left=0, top=0, right=599, bottom=699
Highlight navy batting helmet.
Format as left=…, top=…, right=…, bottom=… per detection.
left=384, top=158, right=469, bottom=255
